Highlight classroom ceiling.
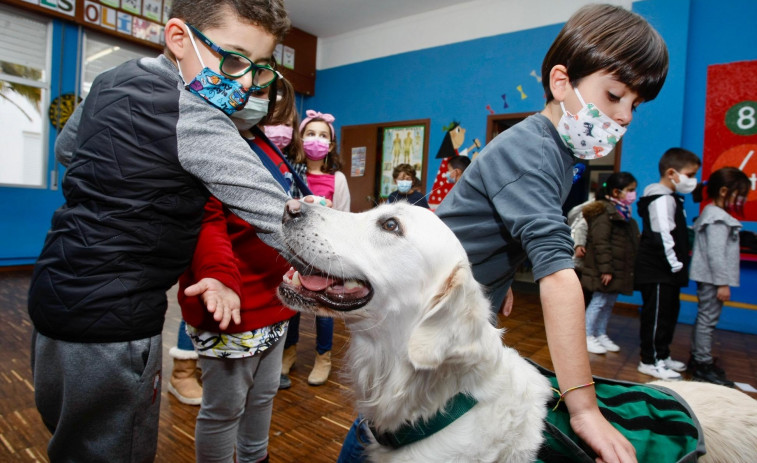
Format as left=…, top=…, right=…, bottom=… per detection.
left=285, top=0, right=471, bottom=38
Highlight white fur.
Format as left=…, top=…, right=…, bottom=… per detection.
left=278, top=202, right=551, bottom=462
left=650, top=380, right=757, bottom=463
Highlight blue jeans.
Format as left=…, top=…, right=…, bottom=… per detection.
left=284, top=312, right=333, bottom=354
left=337, top=416, right=370, bottom=463
left=585, top=291, right=618, bottom=337
left=177, top=319, right=194, bottom=351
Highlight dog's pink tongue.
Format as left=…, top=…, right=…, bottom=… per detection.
left=298, top=274, right=335, bottom=291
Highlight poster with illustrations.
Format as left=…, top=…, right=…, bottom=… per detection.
left=427, top=121, right=481, bottom=209
left=380, top=125, right=425, bottom=198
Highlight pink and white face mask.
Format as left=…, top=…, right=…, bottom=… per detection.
left=303, top=136, right=330, bottom=161
left=263, top=125, right=293, bottom=149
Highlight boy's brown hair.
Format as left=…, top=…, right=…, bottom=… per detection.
left=658, top=147, right=701, bottom=176
left=392, top=163, right=416, bottom=180
left=170, top=0, right=290, bottom=41
left=541, top=4, right=668, bottom=103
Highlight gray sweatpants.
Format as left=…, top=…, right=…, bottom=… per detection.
left=32, top=330, right=162, bottom=463
left=195, top=336, right=284, bottom=463
left=691, top=282, right=725, bottom=364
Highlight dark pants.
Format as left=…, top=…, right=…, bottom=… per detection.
left=639, top=283, right=681, bottom=365
left=32, top=330, right=162, bottom=463
left=283, top=312, right=334, bottom=354
left=337, top=416, right=370, bottom=463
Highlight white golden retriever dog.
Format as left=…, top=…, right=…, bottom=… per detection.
left=650, top=380, right=757, bottom=463
left=277, top=200, right=551, bottom=462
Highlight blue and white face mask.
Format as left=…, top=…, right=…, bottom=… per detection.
left=178, top=24, right=252, bottom=115
left=397, top=179, right=413, bottom=193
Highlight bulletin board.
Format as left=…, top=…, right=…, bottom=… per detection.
left=379, top=125, right=425, bottom=198
left=702, top=60, right=757, bottom=221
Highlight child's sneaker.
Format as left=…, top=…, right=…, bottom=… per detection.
left=586, top=336, right=607, bottom=354
left=595, top=334, right=620, bottom=352
left=637, top=360, right=682, bottom=380
left=661, top=356, right=686, bottom=372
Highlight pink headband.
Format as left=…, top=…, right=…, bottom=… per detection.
left=299, top=109, right=335, bottom=140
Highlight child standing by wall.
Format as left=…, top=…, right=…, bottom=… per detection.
left=580, top=172, right=640, bottom=354
left=688, top=167, right=750, bottom=386
left=634, top=148, right=701, bottom=380
left=386, top=163, right=429, bottom=208
left=281, top=109, right=350, bottom=387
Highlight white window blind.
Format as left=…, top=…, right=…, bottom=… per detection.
left=81, top=31, right=154, bottom=97
left=0, top=7, right=48, bottom=81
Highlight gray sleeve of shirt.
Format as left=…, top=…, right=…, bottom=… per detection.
left=481, top=122, right=575, bottom=281
left=54, top=102, right=84, bottom=168
left=176, top=93, right=289, bottom=253
left=703, top=222, right=731, bottom=285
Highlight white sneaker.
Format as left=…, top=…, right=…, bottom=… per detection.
left=596, top=334, right=620, bottom=352
left=637, top=360, right=682, bottom=380
left=586, top=336, right=607, bottom=354
left=662, top=357, right=686, bottom=372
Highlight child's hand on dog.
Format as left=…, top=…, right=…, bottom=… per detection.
left=301, top=195, right=333, bottom=208
left=184, top=277, right=241, bottom=330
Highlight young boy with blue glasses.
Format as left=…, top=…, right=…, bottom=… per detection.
left=28, top=1, right=297, bottom=461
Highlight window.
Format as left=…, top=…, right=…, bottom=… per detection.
left=81, top=31, right=154, bottom=97
left=0, top=6, right=51, bottom=187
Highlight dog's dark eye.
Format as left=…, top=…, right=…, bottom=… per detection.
left=380, top=218, right=401, bottom=234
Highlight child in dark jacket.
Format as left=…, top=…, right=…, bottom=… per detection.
left=581, top=172, right=640, bottom=354
left=634, top=148, right=701, bottom=380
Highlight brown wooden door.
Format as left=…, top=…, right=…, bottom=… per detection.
left=341, top=124, right=380, bottom=213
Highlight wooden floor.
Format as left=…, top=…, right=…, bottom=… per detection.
left=1, top=268, right=756, bottom=462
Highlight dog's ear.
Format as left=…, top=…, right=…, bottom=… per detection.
left=408, top=264, right=487, bottom=370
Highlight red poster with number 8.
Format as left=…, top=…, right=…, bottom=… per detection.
left=703, top=60, right=757, bottom=221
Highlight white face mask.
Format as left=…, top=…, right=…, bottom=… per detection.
left=672, top=171, right=698, bottom=194
left=230, top=96, right=269, bottom=130
left=557, top=87, right=627, bottom=160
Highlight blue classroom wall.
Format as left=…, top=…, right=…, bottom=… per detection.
left=305, top=0, right=757, bottom=334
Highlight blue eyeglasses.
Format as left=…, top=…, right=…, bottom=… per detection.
left=186, top=23, right=277, bottom=89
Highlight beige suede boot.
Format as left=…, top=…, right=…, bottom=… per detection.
left=308, top=351, right=331, bottom=386
left=281, top=344, right=297, bottom=375
left=167, top=347, right=202, bottom=405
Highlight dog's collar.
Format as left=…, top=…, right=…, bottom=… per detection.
left=369, top=392, right=478, bottom=449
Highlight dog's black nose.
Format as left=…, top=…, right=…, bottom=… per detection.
left=283, top=199, right=303, bottom=224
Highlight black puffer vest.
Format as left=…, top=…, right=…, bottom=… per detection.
left=634, top=193, right=689, bottom=288
left=28, top=59, right=209, bottom=342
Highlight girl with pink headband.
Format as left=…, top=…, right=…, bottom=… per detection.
left=279, top=109, right=350, bottom=389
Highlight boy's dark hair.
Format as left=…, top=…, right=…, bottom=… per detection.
left=658, top=147, right=701, bottom=176
left=693, top=167, right=750, bottom=215
left=541, top=4, right=669, bottom=103
left=596, top=171, right=636, bottom=198
left=170, top=0, right=290, bottom=41
left=449, top=155, right=471, bottom=172
left=393, top=163, right=416, bottom=180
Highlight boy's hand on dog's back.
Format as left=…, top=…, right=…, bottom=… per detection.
left=184, top=277, right=241, bottom=330
left=571, top=409, right=638, bottom=463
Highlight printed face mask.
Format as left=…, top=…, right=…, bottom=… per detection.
left=230, top=96, right=269, bottom=130
left=446, top=171, right=457, bottom=184
left=178, top=24, right=252, bottom=115
left=263, top=125, right=293, bottom=149
left=557, top=87, right=627, bottom=160
left=303, top=136, right=330, bottom=160
left=397, top=179, right=413, bottom=193
left=672, top=171, right=698, bottom=194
